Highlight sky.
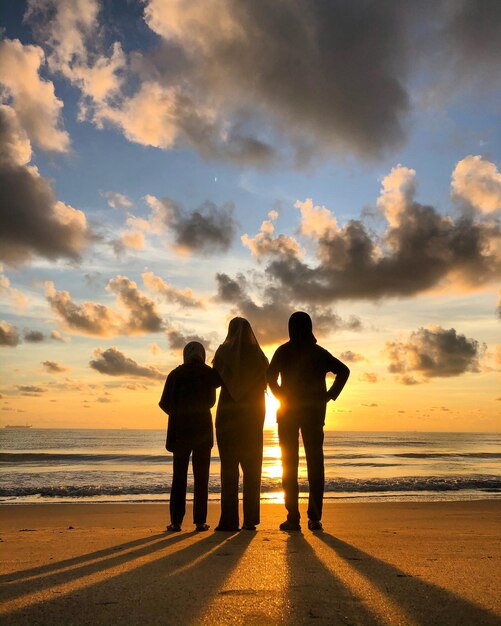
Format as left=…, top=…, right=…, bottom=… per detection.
left=0, top=0, right=500, bottom=431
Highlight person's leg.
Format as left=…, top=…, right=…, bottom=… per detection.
left=241, top=427, right=263, bottom=528
left=192, top=445, right=211, bottom=526
left=170, top=449, right=190, bottom=527
left=278, top=418, right=300, bottom=525
left=301, top=420, right=325, bottom=523
left=216, top=433, right=240, bottom=530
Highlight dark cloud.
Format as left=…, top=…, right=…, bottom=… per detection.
left=258, top=166, right=501, bottom=302
left=339, top=350, right=365, bottom=363
left=107, top=275, right=165, bottom=334
left=385, top=326, right=486, bottom=383
left=23, top=329, right=45, bottom=343
left=442, top=0, right=501, bottom=87
left=166, top=328, right=209, bottom=352
left=42, top=360, right=68, bottom=373
left=0, top=320, right=20, bottom=346
left=46, top=276, right=165, bottom=337
left=16, top=385, right=46, bottom=396
left=361, top=403, right=378, bottom=408
left=89, top=347, right=165, bottom=380
left=157, top=198, right=237, bottom=255
left=138, top=0, right=411, bottom=162
left=0, top=105, right=91, bottom=266
left=215, top=272, right=361, bottom=345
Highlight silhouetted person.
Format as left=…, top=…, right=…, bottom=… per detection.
left=213, top=317, right=269, bottom=531
left=159, top=341, right=220, bottom=532
left=268, top=312, right=350, bottom=531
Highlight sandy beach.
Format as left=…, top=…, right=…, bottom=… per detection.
left=1, top=501, right=500, bottom=625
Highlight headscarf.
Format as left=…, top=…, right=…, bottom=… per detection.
left=183, top=341, right=206, bottom=364
left=213, top=317, right=268, bottom=401
left=288, top=311, right=317, bottom=345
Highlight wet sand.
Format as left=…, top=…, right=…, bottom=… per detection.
left=1, top=501, right=500, bottom=625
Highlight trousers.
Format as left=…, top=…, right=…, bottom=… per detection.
left=217, top=427, right=263, bottom=528
left=170, top=445, right=211, bottom=525
left=278, top=417, right=324, bottom=523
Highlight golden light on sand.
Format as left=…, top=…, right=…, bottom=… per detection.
left=264, top=390, right=280, bottom=428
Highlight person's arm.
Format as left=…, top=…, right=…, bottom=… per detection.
left=158, top=371, right=174, bottom=414
left=208, top=367, right=222, bottom=408
left=267, top=350, right=283, bottom=399
left=325, top=353, right=350, bottom=401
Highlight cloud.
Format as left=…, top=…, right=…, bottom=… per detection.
left=0, top=105, right=90, bottom=266
left=22, top=2, right=501, bottom=166
left=166, top=328, right=209, bottom=352
left=139, top=0, right=412, bottom=162
left=107, top=275, right=165, bottom=334
left=359, top=372, right=378, bottom=383
left=215, top=272, right=361, bottom=345
left=149, top=342, right=162, bottom=355
left=260, top=163, right=501, bottom=303
left=0, top=272, right=28, bottom=310
left=142, top=271, right=203, bottom=308
left=90, top=347, right=165, bottom=379
left=46, top=275, right=165, bottom=336
left=0, top=38, right=69, bottom=152
left=118, top=230, right=145, bottom=251
left=26, top=0, right=126, bottom=106
left=102, top=191, right=133, bottom=209
left=242, top=210, right=301, bottom=259
left=385, top=326, right=486, bottom=383
left=339, top=351, right=365, bottom=363
left=23, top=329, right=45, bottom=343
left=16, top=385, right=46, bottom=396
left=361, top=403, right=378, bottom=408
left=148, top=196, right=237, bottom=255
left=45, top=280, right=124, bottom=336
left=42, top=360, right=68, bottom=373
left=50, top=329, right=70, bottom=343
left=0, top=321, right=20, bottom=347
left=451, top=156, right=501, bottom=214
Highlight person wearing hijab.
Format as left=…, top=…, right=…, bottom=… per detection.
left=212, top=317, right=269, bottom=531
left=159, top=341, right=221, bottom=532
left=268, top=312, right=350, bottom=532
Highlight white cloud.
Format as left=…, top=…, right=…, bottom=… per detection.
left=0, top=38, right=69, bottom=152
left=451, top=156, right=501, bottom=214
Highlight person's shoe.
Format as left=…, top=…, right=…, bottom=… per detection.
left=308, top=519, right=323, bottom=531
left=166, top=523, right=182, bottom=532
left=242, top=524, right=257, bottom=531
left=195, top=523, right=210, bottom=532
left=279, top=520, right=301, bottom=531
left=215, top=525, right=240, bottom=532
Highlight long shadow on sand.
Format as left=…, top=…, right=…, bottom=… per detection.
left=285, top=532, right=385, bottom=625
left=0, top=531, right=192, bottom=603
left=2, top=530, right=255, bottom=626
left=0, top=532, right=173, bottom=584
left=314, top=533, right=500, bottom=626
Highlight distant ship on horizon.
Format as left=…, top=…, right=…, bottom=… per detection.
left=4, top=424, right=32, bottom=429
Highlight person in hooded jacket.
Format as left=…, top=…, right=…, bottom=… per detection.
left=268, top=312, right=350, bottom=531
left=159, top=341, right=221, bottom=532
left=213, top=317, right=269, bottom=531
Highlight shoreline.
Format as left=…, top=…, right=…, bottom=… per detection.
left=1, top=501, right=500, bottom=625
left=1, top=491, right=500, bottom=506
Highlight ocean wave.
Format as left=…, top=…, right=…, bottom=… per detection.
left=1, top=475, right=499, bottom=498
left=2, top=450, right=500, bottom=466
left=0, top=452, right=168, bottom=464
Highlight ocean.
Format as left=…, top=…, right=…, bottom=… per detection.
left=1, top=429, right=500, bottom=504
